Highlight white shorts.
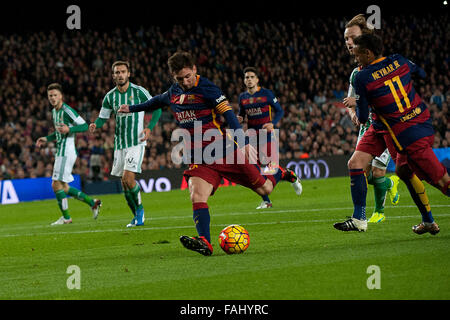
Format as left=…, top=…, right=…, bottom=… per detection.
left=52, top=153, right=76, bottom=183
left=372, top=149, right=391, bottom=170
left=111, top=144, right=145, bottom=177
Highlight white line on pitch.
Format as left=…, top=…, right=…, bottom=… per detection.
left=1, top=213, right=449, bottom=239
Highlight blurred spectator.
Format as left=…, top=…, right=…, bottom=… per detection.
left=0, top=13, right=448, bottom=179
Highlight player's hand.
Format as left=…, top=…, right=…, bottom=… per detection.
left=118, top=104, right=130, bottom=113
left=140, top=128, right=151, bottom=142
left=350, top=111, right=360, bottom=126
left=56, top=123, right=69, bottom=134
left=89, top=123, right=97, bottom=133
left=36, top=137, right=47, bottom=148
left=343, top=97, right=357, bottom=108
left=262, top=122, right=274, bottom=132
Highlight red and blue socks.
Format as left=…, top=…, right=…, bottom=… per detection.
left=193, top=202, right=211, bottom=243
left=350, top=169, right=367, bottom=221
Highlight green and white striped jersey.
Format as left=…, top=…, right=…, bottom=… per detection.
left=100, top=83, right=151, bottom=150
left=52, top=103, right=87, bottom=157
left=348, top=67, right=371, bottom=138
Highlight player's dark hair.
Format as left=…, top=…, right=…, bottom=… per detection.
left=47, top=83, right=63, bottom=93
left=167, top=51, right=195, bottom=74
left=243, top=67, right=258, bottom=77
left=112, top=60, right=130, bottom=72
left=354, top=33, right=384, bottom=57
left=345, top=14, right=374, bottom=35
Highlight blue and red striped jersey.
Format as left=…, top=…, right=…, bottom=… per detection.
left=129, top=75, right=243, bottom=163
left=238, top=87, right=284, bottom=130
left=354, top=54, right=433, bottom=151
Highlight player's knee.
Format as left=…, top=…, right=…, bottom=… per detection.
left=372, top=167, right=386, bottom=178
left=348, top=157, right=362, bottom=169
left=190, top=189, right=209, bottom=203
left=257, top=179, right=273, bottom=196
left=121, top=171, right=135, bottom=189
left=51, top=180, right=61, bottom=192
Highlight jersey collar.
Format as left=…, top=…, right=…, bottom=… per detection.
left=370, top=57, right=386, bottom=65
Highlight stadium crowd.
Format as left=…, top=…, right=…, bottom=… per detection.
left=0, top=13, right=448, bottom=181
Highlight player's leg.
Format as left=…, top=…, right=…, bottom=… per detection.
left=256, top=134, right=276, bottom=209
left=64, top=181, right=102, bottom=219
left=396, top=163, right=439, bottom=234
left=51, top=180, right=71, bottom=225
left=189, top=176, right=214, bottom=244
left=367, top=150, right=400, bottom=223
left=179, top=169, right=219, bottom=256
left=50, top=155, right=73, bottom=225
left=390, top=136, right=445, bottom=235
left=123, top=145, right=146, bottom=227
left=334, top=127, right=388, bottom=232
left=243, top=139, right=301, bottom=197
left=437, top=173, right=450, bottom=197
left=259, top=164, right=302, bottom=195
left=112, top=146, right=145, bottom=226
left=335, top=150, right=372, bottom=231
left=123, top=170, right=145, bottom=226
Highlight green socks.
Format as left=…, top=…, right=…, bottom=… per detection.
left=55, top=187, right=95, bottom=219
left=373, top=176, right=393, bottom=213
left=67, top=187, right=95, bottom=207
left=55, top=189, right=70, bottom=219
left=124, top=183, right=144, bottom=216
left=129, top=183, right=144, bottom=212
left=124, top=190, right=137, bottom=215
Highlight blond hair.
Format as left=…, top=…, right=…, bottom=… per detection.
left=345, top=14, right=374, bottom=34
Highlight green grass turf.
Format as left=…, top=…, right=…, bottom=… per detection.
left=0, top=176, right=449, bottom=300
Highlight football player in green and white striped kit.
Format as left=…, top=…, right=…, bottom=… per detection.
left=36, top=83, right=102, bottom=225
left=89, top=61, right=162, bottom=227
left=343, top=14, right=400, bottom=224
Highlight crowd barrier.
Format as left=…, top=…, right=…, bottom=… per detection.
left=2, top=148, right=448, bottom=205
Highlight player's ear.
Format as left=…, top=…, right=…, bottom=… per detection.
left=193, top=65, right=197, bottom=74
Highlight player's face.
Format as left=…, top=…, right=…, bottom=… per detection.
left=353, top=45, right=371, bottom=67
left=244, top=72, right=259, bottom=89
left=173, top=66, right=197, bottom=90
left=47, top=89, right=63, bottom=107
left=344, top=25, right=362, bottom=56
left=113, top=65, right=130, bottom=87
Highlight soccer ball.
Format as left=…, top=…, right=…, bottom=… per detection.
left=218, top=224, right=250, bottom=254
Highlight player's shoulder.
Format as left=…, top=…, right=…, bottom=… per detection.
left=62, top=103, right=79, bottom=118
left=198, top=75, right=219, bottom=90
left=106, top=86, right=117, bottom=95
left=130, top=82, right=149, bottom=93
left=349, top=67, right=360, bottom=82
left=353, top=66, right=372, bottom=85
left=130, top=82, right=152, bottom=98
left=259, top=87, right=274, bottom=96
left=104, top=86, right=117, bottom=98
left=389, top=53, right=405, bottom=61
left=238, top=91, right=249, bottom=100
left=197, top=76, right=224, bottom=99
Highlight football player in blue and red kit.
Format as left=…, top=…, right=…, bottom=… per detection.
left=238, top=67, right=302, bottom=209
left=334, top=33, right=449, bottom=234
left=118, top=51, right=301, bottom=255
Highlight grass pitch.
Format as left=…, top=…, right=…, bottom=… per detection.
left=0, top=176, right=449, bottom=300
